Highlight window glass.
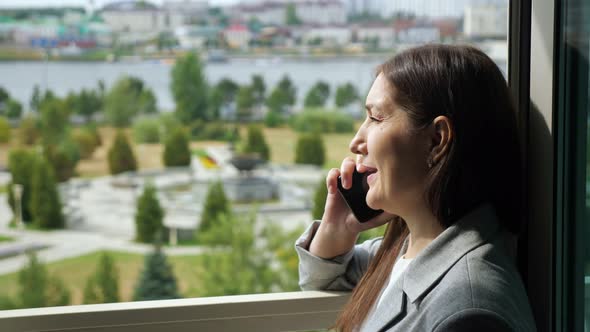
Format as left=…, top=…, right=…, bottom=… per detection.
left=0, top=0, right=507, bottom=310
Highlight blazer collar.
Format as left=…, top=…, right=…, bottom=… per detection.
left=401, top=203, right=501, bottom=304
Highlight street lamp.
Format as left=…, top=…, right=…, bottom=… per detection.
left=12, top=184, right=24, bottom=230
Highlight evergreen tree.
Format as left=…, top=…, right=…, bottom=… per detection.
left=162, top=128, right=191, bottom=167
left=30, top=156, right=64, bottom=229
left=133, top=245, right=180, bottom=301
left=243, top=125, right=270, bottom=161
left=83, top=252, right=120, bottom=304
left=295, top=133, right=326, bottom=166
left=108, top=131, right=137, bottom=175
left=7, top=148, right=36, bottom=222
left=236, top=85, right=255, bottom=120
left=303, top=81, right=331, bottom=108
left=251, top=74, right=266, bottom=106
left=5, top=99, right=23, bottom=119
left=135, top=183, right=164, bottom=243
left=171, top=52, right=208, bottom=122
left=18, top=253, right=70, bottom=308
left=265, top=75, right=296, bottom=114
left=312, top=178, right=328, bottom=220
left=198, top=181, right=230, bottom=234
left=104, top=76, right=156, bottom=127
left=39, top=98, right=69, bottom=145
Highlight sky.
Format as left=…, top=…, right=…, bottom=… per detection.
left=0, top=0, right=240, bottom=9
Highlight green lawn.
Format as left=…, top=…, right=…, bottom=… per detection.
left=0, top=251, right=204, bottom=305
left=0, top=235, right=13, bottom=243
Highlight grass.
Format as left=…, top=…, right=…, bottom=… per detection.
left=0, top=235, right=13, bottom=243
left=0, top=251, right=204, bottom=305
left=0, top=124, right=355, bottom=177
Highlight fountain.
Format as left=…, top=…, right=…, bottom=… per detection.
left=223, top=153, right=279, bottom=202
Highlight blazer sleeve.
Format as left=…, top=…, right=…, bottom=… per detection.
left=295, top=221, right=382, bottom=291
left=433, top=309, right=514, bottom=332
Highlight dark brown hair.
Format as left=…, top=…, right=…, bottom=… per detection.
left=334, top=44, right=522, bottom=331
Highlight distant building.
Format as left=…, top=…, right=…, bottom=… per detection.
left=464, top=4, right=508, bottom=39
left=354, top=23, right=394, bottom=49
left=223, top=24, right=252, bottom=50
left=174, top=25, right=221, bottom=49
left=162, top=0, right=209, bottom=26
left=229, top=0, right=346, bottom=27
left=394, top=20, right=440, bottom=44
left=300, top=25, right=351, bottom=47
left=100, top=0, right=162, bottom=33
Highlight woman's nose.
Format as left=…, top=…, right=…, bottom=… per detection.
left=349, top=130, right=367, bottom=155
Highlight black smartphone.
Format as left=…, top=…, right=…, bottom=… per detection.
left=337, top=168, right=384, bottom=223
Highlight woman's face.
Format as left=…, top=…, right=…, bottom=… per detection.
left=350, top=73, right=431, bottom=216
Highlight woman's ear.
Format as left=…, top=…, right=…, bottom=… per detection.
left=429, top=115, right=453, bottom=164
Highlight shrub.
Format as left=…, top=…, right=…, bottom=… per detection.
left=264, top=110, right=284, bottom=128
left=7, top=148, right=36, bottom=222
left=198, top=181, right=230, bottom=234
left=135, top=183, right=164, bottom=243
left=290, top=109, right=355, bottom=133
left=189, top=120, right=232, bottom=141
left=18, top=253, right=70, bottom=308
left=108, top=131, right=137, bottom=175
left=72, top=130, right=97, bottom=159
left=18, top=115, right=40, bottom=145
left=0, top=116, right=10, bottom=143
left=242, top=125, right=270, bottom=161
left=43, top=136, right=80, bottom=182
left=132, top=117, right=160, bottom=143
left=83, top=252, right=120, bottom=304
left=295, top=133, right=325, bottom=166
left=163, top=128, right=191, bottom=167
left=30, top=156, right=64, bottom=229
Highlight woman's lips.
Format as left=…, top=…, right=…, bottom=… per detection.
left=362, top=165, right=378, bottom=186
left=367, top=172, right=377, bottom=186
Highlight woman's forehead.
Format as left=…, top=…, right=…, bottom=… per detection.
left=366, top=74, right=394, bottom=110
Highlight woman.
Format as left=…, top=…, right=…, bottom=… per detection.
left=295, top=44, right=537, bottom=332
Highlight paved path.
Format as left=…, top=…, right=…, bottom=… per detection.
left=0, top=228, right=210, bottom=275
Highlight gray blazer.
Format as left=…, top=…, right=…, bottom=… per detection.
left=295, top=204, right=537, bottom=331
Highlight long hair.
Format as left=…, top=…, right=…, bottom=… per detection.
left=334, top=44, right=523, bottom=331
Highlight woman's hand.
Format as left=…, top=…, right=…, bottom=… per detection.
left=309, top=157, right=394, bottom=259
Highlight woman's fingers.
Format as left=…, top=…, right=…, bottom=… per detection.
left=339, top=157, right=356, bottom=189
left=326, top=168, right=340, bottom=195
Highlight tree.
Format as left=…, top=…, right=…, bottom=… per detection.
left=295, top=133, right=326, bottom=166
left=5, top=99, right=22, bottom=119
left=265, top=75, right=296, bottom=114
left=72, top=129, right=98, bottom=160
left=30, top=84, right=42, bottom=112
left=285, top=3, right=301, bottom=25
left=236, top=85, right=255, bottom=120
left=135, top=183, right=164, bottom=243
left=312, top=178, right=328, bottom=220
left=18, top=253, right=70, bottom=308
left=18, top=115, right=40, bottom=145
left=133, top=245, right=180, bottom=301
left=0, top=116, right=10, bottom=143
left=163, top=128, right=191, bottom=167
left=108, top=131, right=137, bottom=175
left=304, top=81, right=331, bottom=108
left=7, top=148, right=36, bottom=223
left=105, top=76, right=156, bottom=127
left=132, top=117, right=161, bottom=143
left=43, top=136, right=81, bottom=182
left=209, top=78, right=239, bottom=120
left=30, top=156, right=64, bottom=229
left=39, top=98, right=69, bottom=145
left=83, top=252, right=120, bottom=304
left=198, top=181, right=230, bottom=235
left=171, top=52, right=208, bottom=122
left=242, top=125, right=270, bottom=161
left=278, top=75, right=297, bottom=106
left=335, top=82, right=360, bottom=108
left=199, top=213, right=275, bottom=296
left=66, top=88, right=103, bottom=123
left=251, top=74, right=266, bottom=106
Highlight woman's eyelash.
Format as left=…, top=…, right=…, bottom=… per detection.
left=369, top=116, right=382, bottom=122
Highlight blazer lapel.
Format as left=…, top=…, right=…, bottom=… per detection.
left=362, top=281, right=407, bottom=332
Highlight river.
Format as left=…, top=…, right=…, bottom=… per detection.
left=0, top=57, right=388, bottom=111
